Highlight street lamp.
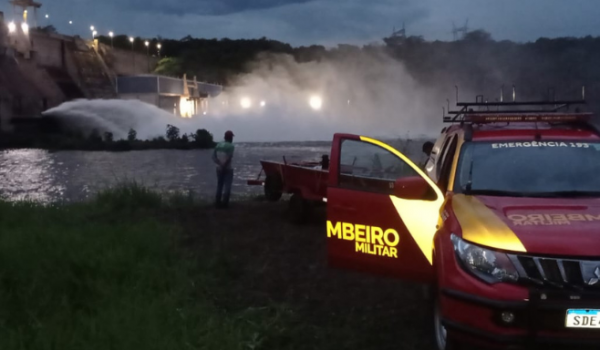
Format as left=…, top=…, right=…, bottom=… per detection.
left=145, top=41, right=150, bottom=73
left=129, top=37, right=135, bottom=71
left=109, top=31, right=114, bottom=48
left=45, top=14, right=49, bottom=19
left=90, top=25, right=94, bottom=31
left=157, top=43, right=162, bottom=58
left=92, top=30, right=97, bottom=39
left=8, top=21, right=16, bottom=33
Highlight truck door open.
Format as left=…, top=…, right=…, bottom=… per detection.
left=326, top=134, right=444, bottom=283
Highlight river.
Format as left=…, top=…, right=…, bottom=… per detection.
left=0, top=140, right=426, bottom=203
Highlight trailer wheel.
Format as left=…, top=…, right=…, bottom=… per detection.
left=288, top=193, right=311, bottom=224
left=264, top=175, right=283, bottom=202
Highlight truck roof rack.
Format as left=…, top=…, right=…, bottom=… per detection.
left=443, top=87, right=593, bottom=124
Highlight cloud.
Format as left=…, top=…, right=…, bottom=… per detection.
left=269, top=0, right=429, bottom=45
left=104, top=0, right=429, bottom=46
left=15, top=0, right=600, bottom=46
left=120, top=0, right=317, bottom=16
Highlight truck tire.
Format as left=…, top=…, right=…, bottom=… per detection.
left=432, top=289, right=461, bottom=350
left=288, top=193, right=311, bottom=224
left=431, top=256, right=461, bottom=350
left=264, top=175, right=283, bottom=202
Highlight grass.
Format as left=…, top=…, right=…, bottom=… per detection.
left=0, top=184, right=435, bottom=350
left=0, top=185, right=291, bottom=350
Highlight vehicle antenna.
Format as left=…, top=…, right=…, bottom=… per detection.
left=455, top=85, right=459, bottom=104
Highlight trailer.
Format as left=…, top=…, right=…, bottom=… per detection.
left=247, top=155, right=330, bottom=223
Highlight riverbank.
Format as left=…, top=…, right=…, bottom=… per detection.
left=0, top=125, right=216, bottom=151
left=0, top=185, right=433, bottom=350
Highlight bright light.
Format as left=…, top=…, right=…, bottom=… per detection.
left=240, top=97, right=252, bottom=109
left=69, top=21, right=73, bottom=25
left=129, top=37, right=134, bottom=43
left=7, top=21, right=16, bottom=33
left=203, top=111, right=207, bottom=115
left=45, top=14, right=49, bottom=19
left=260, top=100, right=266, bottom=107
left=157, top=43, right=162, bottom=49
left=179, top=97, right=194, bottom=118
left=109, top=31, right=113, bottom=37
left=90, top=26, right=94, bottom=31
left=309, top=96, right=323, bottom=110
left=21, top=22, right=29, bottom=34
left=92, top=30, right=97, bottom=36
left=144, top=41, right=149, bottom=47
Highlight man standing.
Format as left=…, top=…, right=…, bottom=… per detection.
left=420, top=141, right=434, bottom=170
left=212, top=130, right=235, bottom=208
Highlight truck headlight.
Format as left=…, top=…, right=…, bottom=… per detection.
left=451, top=234, right=519, bottom=284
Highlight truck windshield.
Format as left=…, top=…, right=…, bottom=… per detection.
left=454, top=141, right=600, bottom=197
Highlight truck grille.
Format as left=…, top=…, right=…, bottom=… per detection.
left=508, top=255, right=599, bottom=289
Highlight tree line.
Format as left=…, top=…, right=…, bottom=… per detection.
left=0, top=125, right=216, bottom=152
left=93, top=30, right=600, bottom=114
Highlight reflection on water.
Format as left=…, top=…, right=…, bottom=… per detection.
left=0, top=149, right=67, bottom=202
left=0, top=143, right=330, bottom=203
left=0, top=141, right=425, bottom=203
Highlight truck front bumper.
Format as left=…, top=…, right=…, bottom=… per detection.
left=442, top=287, right=600, bottom=349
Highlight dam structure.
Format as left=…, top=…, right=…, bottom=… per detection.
left=0, top=1, right=221, bottom=132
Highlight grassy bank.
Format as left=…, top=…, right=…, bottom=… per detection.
left=0, top=186, right=290, bottom=350
left=0, top=185, right=433, bottom=350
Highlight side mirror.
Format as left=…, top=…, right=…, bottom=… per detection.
left=393, top=176, right=432, bottom=200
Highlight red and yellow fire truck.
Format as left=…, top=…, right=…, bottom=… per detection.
left=248, top=95, right=600, bottom=348
left=325, top=97, right=600, bottom=349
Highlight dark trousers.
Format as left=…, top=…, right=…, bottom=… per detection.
left=216, top=168, right=234, bottom=207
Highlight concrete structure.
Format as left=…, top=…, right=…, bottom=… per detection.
left=117, top=75, right=222, bottom=117
left=0, top=12, right=162, bottom=131
left=0, top=10, right=64, bottom=131
left=0, top=0, right=221, bottom=131
left=99, top=44, right=159, bottom=76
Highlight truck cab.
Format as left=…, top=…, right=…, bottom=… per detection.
left=326, top=99, right=600, bottom=349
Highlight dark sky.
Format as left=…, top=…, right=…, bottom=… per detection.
left=3, top=0, right=600, bottom=45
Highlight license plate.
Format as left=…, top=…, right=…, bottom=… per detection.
left=566, top=309, right=600, bottom=328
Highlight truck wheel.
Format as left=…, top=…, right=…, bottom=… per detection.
left=433, top=291, right=460, bottom=350
left=288, top=193, right=310, bottom=224
left=264, top=175, right=283, bottom=202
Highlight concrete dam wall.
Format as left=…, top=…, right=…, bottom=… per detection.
left=0, top=17, right=158, bottom=131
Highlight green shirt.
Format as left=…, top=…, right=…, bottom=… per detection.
left=213, top=141, right=235, bottom=170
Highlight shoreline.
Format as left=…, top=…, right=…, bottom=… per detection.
left=0, top=126, right=217, bottom=152
left=0, top=185, right=433, bottom=349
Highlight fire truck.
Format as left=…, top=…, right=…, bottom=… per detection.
left=324, top=95, right=600, bottom=349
